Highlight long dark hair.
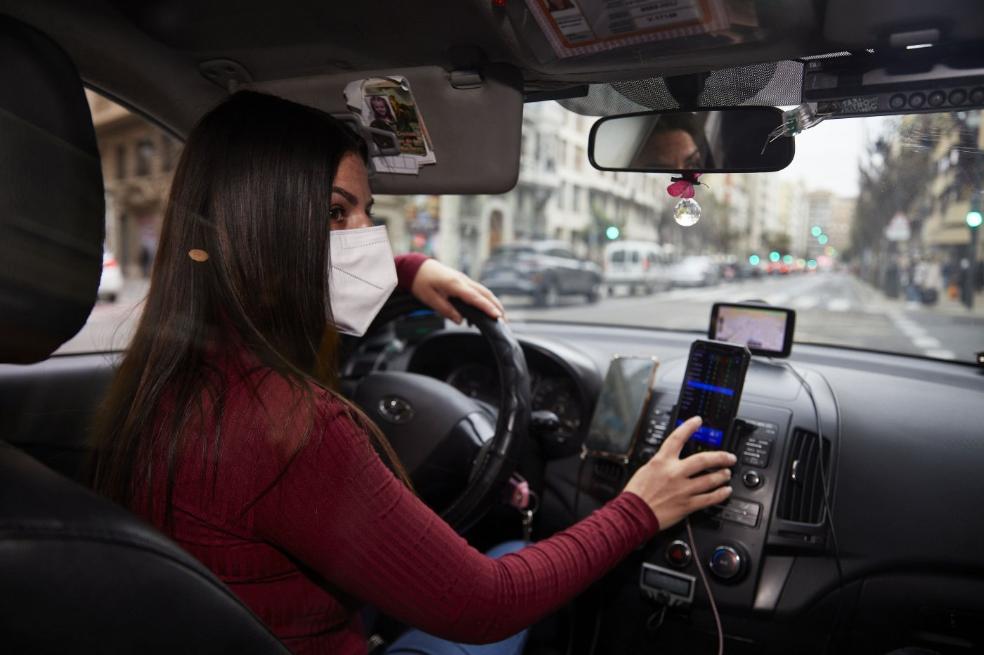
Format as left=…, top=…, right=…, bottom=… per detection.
left=90, top=91, right=407, bottom=517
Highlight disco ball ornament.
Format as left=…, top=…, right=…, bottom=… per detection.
left=673, top=197, right=701, bottom=226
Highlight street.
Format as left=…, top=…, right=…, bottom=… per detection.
left=59, top=272, right=983, bottom=363
left=507, top=271, right=984, bottom=362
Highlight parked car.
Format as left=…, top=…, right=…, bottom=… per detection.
left=667, top=255, right=719, bottom=288
left=98, top=250, right=123, bottom=302
left=603, top=240, right=671, bottom=295
left=479, top=241, right=602, bottom=307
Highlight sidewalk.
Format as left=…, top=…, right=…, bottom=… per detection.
left=853, top=276, right=984, bottom=318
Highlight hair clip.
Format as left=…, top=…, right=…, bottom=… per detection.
left=188, top=249, right=210, bottom=262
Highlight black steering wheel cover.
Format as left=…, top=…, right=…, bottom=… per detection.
left=346, top=291, right=530, bottom=532
left=440, top=298, right=530, bottom=530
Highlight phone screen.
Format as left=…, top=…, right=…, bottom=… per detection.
left=584, top=356, right=659, bottom=458
left=674, top=340, right=750, bottom=449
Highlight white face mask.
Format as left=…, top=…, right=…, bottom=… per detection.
left=327, top=225, right=398, bottom=337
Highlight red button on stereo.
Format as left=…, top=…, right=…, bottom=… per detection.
left=665, top=540, right=692, bottom=568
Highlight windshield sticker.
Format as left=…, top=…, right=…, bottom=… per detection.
left=525, top=0, right=735, bottom=59
left=344, top=76, right=436, bottom=175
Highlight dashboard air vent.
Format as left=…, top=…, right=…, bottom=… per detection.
left=777, top=429, right=830, bottom=525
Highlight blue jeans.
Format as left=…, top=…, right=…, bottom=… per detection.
left=384, top=540, right=529, bottom=655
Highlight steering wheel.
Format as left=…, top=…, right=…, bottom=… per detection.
left=346, top=292, right=531, bottom=532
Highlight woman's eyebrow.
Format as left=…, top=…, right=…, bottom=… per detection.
left=331, top=186, right=359, bottom=205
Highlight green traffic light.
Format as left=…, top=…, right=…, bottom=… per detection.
left=782, top=254, right=794, bottom=265
left=605, top=225, right=620, bottom=240
left=749, top=255, right=761, bottom=266
left=810, top=226, right=823, bottom=237
left=968, top=211, right=983, bottom=229
left=818, top=234, right=829, bottom=245
left=769, top=251, right=781, bottom=263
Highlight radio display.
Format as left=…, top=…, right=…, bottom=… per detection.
left=642, top=568, right=694, bottom=597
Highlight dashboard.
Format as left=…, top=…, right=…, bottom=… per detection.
left=385, top=320, right=984, bottom=655
left=405, top=331, right=601, bottom=457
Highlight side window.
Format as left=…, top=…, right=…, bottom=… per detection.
left=55, top=91, right=181, bottom=354
left=630, top=251, right=640, bottom=264
left=611, top=250, right=625, bottom=263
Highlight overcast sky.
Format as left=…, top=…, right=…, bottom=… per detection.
left=777, top=115, right=891, bottom=197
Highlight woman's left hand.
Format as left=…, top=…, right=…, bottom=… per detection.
left=410, top=259, right=505, bottom=324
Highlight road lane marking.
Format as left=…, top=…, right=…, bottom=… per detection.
left=912, top=336, right=942, bottom=349
left=827, top=298, right=851, bottom=312
left=793, top=296, right=819, bottom=309
left=924, top=349, right=957, bottom=360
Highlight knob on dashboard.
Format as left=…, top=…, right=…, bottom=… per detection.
left=708, top=545, right=746, bottom=581
left=665, top=540, right=692, bottom=568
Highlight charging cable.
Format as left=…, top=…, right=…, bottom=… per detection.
left=686, top=516, right=724, bottom=655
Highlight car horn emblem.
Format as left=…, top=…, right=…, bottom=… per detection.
left=378, top=396, right=414, bottom=424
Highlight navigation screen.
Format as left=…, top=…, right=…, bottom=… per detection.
left=675, top=341, right=749, bottom=448
left=710, top=303, right=795, bottom=357
left=584, top=357, right=658, bottom=457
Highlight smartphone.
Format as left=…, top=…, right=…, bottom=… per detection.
left=583, top=355, right=659, bottom=462
left=672, top=340, right=750, bottom=453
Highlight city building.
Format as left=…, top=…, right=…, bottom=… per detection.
left=87, top=90, right=180, bottom=279
left=920, top=111, right=984, bottom=261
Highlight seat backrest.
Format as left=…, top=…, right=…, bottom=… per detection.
left=0, top=15, right=289, bottom=654
left=0, top=442, right=290, bottom=654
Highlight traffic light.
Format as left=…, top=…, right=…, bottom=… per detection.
left=605, top=225, right=620, bottom=240
left=810, top=225, right=823, bottom=237
left=968, top=210, right=983, bottom=229
left=748, top=254, right=761, bottom=265
left=769, top=251, right=781, bottom=263
left=818, top=234, right=829, bottom=245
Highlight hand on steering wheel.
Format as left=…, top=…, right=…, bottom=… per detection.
left=410, top=259, right=505, bottom=324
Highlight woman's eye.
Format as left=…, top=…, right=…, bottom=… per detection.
left=329, top=206, right=344, bottom=222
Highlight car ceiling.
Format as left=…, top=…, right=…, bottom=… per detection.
left=2, top=0, right=981, bottom=133
left=0, top=0, right=981, bottom=194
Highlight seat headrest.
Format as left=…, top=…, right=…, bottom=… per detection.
left=0, top=15, right=105, bottom=364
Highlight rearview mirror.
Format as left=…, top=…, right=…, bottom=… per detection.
left=588, top=107, right=794, bottom=174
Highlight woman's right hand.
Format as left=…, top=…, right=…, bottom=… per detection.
left=624, top=416, right=736, bottom=530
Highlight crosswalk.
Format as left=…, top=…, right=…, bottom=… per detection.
left=648, top=275, right=865, bottom=313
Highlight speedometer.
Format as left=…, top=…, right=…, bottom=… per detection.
left=446, top=363, right=497, bottom=404
left=532, top=377, right=582, bottom=437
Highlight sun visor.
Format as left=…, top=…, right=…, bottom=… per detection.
left=252, top=64, right=523, bottom=195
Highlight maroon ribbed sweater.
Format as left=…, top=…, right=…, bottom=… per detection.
left=136, top=252, right=660, bottom=654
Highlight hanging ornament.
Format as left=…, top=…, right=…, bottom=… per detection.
left=673, top=197, right=702, bottom=226
left=667, top=172, right=704, bottom=227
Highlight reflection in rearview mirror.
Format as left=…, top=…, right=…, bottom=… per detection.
left=589, top=108, right=794, bottom=174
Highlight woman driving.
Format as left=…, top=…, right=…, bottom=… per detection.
left=90, top=91, right=735, bottom=655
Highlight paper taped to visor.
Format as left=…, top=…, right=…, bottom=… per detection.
left=344, top=75, right=437, bottom=175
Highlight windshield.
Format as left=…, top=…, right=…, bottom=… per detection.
left=61, top=96, right=983, bottom=363
left=405, top=103, right=983, bottom=363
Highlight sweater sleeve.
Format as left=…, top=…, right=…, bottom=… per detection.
left=253, top=402, right=659, bottom=644
left=395, top=252, right=429, bottom=291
